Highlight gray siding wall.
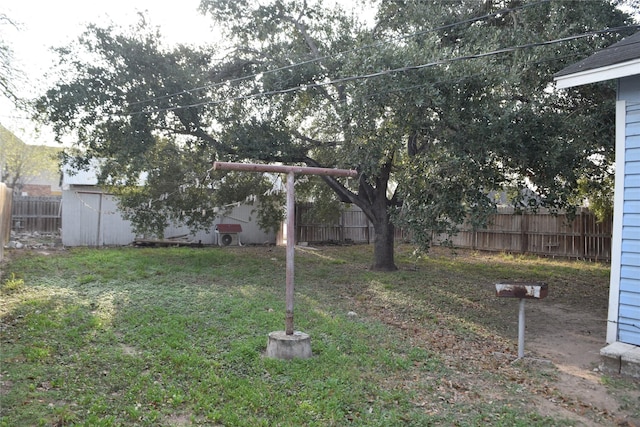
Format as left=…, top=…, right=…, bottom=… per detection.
left=619, top=89, right=640, bottom=346
left=62, top=187, right=275, bottom=247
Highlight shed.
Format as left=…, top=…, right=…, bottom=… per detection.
left=60, top=163, right=276, bottom=247
left=555, top=31, right=640, bottom=377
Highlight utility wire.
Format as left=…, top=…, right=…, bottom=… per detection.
left=361, top=50, right=587, bottom=102
left=130, top=24, right=639, bottom=117
left=129, top=0, right=552, bottom=108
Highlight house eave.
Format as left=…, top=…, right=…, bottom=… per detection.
left=554, top=58, right=640, bottom=89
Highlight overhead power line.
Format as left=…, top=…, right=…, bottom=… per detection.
left=129, top=0, right=553, bottom=108
left=130, top=24, right=639, bottom=117
left=362, top=50, right=588, bottom=101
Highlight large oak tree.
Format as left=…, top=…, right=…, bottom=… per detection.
left=36, top=0, right=636, bottom=270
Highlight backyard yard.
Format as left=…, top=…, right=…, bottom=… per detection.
left=1, top=244, right=639, bottom=426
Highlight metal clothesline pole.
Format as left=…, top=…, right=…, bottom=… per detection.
left=213, top=162, right=357, bottom=336
left=518, top=298, right=526, bottom=359
left=285, top=171, right=295, bottom=334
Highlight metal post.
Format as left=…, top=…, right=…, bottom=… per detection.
left=495, top=282, right=548, bottom=362
left=285, top=171, right=295, bottom=335
left=212, top=161, right=357, bottom=338
left=518, top=298, right=526, bottom=359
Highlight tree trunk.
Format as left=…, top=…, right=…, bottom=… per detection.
left=370, top=201, right=398, bottom=271
left=308, top=159, right=397, bottom=271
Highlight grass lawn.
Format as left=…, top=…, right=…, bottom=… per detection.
left=0, top=244, right=636, bottom=426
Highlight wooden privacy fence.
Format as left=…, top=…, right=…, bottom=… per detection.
left=297, top=204, right=375, bottom=244
left=11, top=196, right=61, bottom=234
left=296, top=205, right=612, bottom=261
left=443, top=207, right=612, bottom=261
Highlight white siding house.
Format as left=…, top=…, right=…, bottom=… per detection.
left=61, top=165, right=276, bottom=247
left=555, top=31, right=640, bottom=376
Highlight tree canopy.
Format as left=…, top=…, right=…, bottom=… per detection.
left=0, top=13, right=18, bottom=102
left=35, top=0, right=638, bottom=269
left=0, top=124, right=60, bottom=193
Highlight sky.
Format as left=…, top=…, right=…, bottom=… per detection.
left=0, top=0, right=215, bottom=146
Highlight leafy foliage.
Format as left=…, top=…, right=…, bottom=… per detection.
left=0, top=13, right=19, bottom=102
left=35, top=1, right=637, bottom=268
left=0, top=124, right=61, bottom=193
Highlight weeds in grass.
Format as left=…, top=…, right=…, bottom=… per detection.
left=0, top=245, right=629, bottom=426
left=1, top=272, right=24, bottom=293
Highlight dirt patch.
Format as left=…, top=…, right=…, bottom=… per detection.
left=163, top=413, right=193, bottom=426
left=527, top=303, right=606, bottom=369
left=525, top=302, right=640, bottom=426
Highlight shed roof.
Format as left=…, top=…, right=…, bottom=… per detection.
left=61, top=159, right=148, bottom=189
left=61, top=163, right=99, bottom=187
left=554, top=30, right=640, bottom=88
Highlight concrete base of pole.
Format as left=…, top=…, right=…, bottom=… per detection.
left=266, top=331, right=312, bottom=360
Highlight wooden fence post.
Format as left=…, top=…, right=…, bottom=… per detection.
left=520, top=214, right=529, bottom=254
left=0, top=183, right=13, bottom=261
left=579, top=210, right=586, bottom=259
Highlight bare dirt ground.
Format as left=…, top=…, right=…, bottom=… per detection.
left=525, top=302, right=640, bottom=426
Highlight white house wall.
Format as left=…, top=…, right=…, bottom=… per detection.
left=62, top=188, right=275, bottom=247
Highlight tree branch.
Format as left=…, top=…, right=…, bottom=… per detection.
left=279, top=6, right=343, bottom=110
left=292, top=129, right=341, bottom=148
